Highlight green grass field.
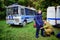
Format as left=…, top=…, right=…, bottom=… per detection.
left=0, top=20, right=60, bottom=40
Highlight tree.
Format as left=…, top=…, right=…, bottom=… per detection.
left=0, top=0, right=60, bottom=19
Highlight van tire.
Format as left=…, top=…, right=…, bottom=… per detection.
left=22, top=21, right=27, bottom=27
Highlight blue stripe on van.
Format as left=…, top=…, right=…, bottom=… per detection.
left=9, top=16, right=13, bottom=19
left=21, top=15, right=34, bottom=19
left=47, top=18, right=60, bottom=20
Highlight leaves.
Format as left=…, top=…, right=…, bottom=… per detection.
left=0, top=0, right=60, bottom=19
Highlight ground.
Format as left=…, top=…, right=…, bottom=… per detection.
left=0, top=20, right=60, bottom=40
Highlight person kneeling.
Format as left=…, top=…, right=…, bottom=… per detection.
left=41, top=21, right=55, bottom=36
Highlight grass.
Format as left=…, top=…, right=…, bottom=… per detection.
left=0, top=20, right=60, bottom=40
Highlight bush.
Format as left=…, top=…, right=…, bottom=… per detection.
left=0, top=11, right=6, bottom=20
left=42, top=12, right=47, bottom=20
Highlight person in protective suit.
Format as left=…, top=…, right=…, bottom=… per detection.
left=42, top=20, right=55, bottom=36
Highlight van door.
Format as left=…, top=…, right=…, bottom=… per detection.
left=47, top=7, right=56, bottom=25
left=56, top=6, right=60, bottom=24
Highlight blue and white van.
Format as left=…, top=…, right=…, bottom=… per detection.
left=47, top=6, right=60, bottom=27
left=6, top=4, right=36, bottom=26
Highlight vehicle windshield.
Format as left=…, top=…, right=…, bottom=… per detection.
left=7, top=6, right=18, bottom=16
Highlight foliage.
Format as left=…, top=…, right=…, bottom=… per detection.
left=0, top=0, right=60, bottom=19
left=42, top=12, right=46, bottom=20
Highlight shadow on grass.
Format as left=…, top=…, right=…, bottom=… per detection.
left=53, top=25, right=60, bottom=28
left=9, top=25, right=23, bottom=28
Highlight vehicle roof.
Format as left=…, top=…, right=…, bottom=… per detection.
left=6, top=4, right=36, bottom=11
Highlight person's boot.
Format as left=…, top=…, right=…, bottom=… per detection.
left=51, top=32, right=55, bottom=35
left=36, top=35, right=39, bottom=38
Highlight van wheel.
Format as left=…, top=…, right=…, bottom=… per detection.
left=23, top=21, right=27, bottom=27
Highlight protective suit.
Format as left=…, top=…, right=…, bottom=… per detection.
left=43, top=21, right=54, bottom=35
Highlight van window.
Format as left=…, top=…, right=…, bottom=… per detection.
left=7, top=6, right=18, bottom=16
left=21, top=8, right=24, bottom=15
left=25, top=8, right=34, bottom=15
